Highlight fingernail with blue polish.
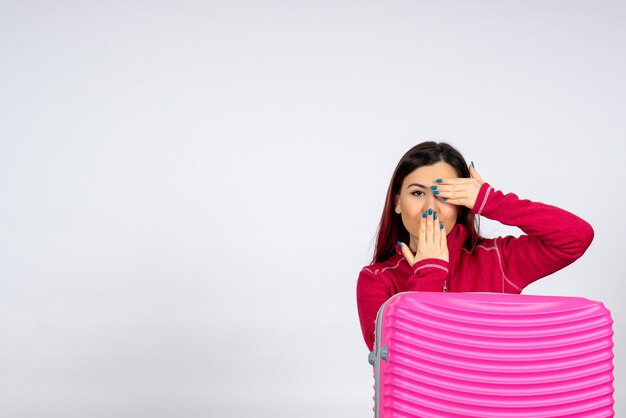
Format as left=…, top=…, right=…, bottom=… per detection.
left=442, top=197, right=448, bottom=201
left=422, top=211, right=427, bottom=218
left=440, top=223, right=444, bottom=229
left=428, top=208, right=433, bottom=216
left=434, top=191, right=440, bottom=195
left=433, top=213, right=437, bottom=220
left=430, top=185, right=438, bottom=190
left=397, top=241, right=402, bottom=248
left=471, top=161, right=475, bottom=168
left=436, top=179, right=443, bottom=183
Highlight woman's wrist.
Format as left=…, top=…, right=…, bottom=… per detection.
left=471, top=182, right=493, bottom=215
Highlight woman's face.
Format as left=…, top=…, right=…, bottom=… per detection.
left=394, top=162, right=461, bottom=251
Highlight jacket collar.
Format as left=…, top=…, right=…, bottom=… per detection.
left=448, top=222, right=469, bottom=268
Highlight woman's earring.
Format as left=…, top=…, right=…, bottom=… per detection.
left=395, top=207, right=401, bottom=214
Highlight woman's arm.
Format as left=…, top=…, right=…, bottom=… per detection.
left=473, top=182, right=594, bottom=289
left=434, top=164, right=593, bottom=289
left=356, top=268, right=392, bottom=352
left=356, top=261, right=448, bottom=351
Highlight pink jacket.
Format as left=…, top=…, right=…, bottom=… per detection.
left=356, top=182, right=594, bottom=351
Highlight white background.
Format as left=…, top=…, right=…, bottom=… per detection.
left=1, top=1, right=624, bottom=417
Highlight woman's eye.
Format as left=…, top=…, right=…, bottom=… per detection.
left=412, top=191, right=424, bottom=197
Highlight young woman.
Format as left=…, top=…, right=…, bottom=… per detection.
left=356, top=142, right=594, bottom=351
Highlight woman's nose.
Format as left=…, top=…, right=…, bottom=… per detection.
left=424, top=194, right=441, bottom=212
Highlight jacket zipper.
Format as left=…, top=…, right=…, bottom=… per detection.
left=442, top=280, right=448, bottom=292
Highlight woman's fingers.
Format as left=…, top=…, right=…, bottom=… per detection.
left=422, top=208, right=439, bottom=247
left=469, top=164, right=484, bottom=182
left=414, top=209, right=449, bottom=264
left=433, top=169, right=485, bottom=210
left=434, top=182, right=473, bottom=195
left=434, top=185, right=469, bottom=206
left=434, top=187, right=468, bottom=199
left=398, top=241, right=415, bottom=266
left=440, top=219, right=447, bottom=247
left=434, top=177, right=471, bottom=185
left=425, top=208, right=434, bottom=243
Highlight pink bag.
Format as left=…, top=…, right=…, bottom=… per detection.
left=368, top=292, right=614, bottom=417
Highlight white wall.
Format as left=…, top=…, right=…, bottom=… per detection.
left=1, top=1, right=624, bottom=416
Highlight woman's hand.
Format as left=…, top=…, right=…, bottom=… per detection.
left=399, top=210, right=448, bottom=267
left=434, top=164, right=485, bottom=210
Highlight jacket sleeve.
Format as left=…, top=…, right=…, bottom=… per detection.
left=356, top=259, right=449, bottom=351
left=472, top=182, right=594, bottom=290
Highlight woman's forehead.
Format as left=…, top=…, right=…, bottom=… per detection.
left=404, top=162, right=458, bottom=184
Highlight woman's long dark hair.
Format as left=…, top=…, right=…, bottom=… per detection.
left=371, top=141, right=481, bottom=264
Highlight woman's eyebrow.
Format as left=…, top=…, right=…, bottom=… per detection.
left=407, top=183, right=427, bottom=189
